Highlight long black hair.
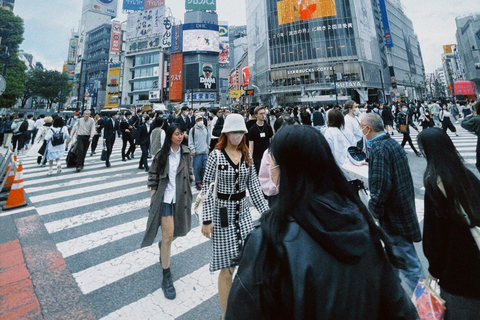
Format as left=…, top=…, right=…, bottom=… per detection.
left=254, top=125, right=399, bottom=319
left=157, top=123, right=181, bottom=172
left=418, top=128, right=480, bottom=226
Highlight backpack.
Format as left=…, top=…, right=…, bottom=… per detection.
left=50, top=128, right=64, bottom=146
left=19, top=120, right=28, bottom=133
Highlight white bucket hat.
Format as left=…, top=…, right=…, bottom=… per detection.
left=221, top=114, right=248, bottom=134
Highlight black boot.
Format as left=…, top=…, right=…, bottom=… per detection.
left=162, top=268, right=176, bottom=300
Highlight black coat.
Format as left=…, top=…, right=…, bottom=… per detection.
left=103, top=118, right=121, bottom=141
left=175, top=116, right=190, bottom=133
left=226, top=192, right=417, bottom=320
left=137, top=123, right=151, bottom=146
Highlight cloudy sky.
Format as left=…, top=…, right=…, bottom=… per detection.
left=13, top=0, right=478, bottom=73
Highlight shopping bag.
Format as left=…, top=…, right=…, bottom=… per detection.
left=411, top=279, right=445, bottom=320
left=100, top=141, right=107, bottom=161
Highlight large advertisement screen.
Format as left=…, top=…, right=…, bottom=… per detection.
left=182, top=24, right=219, bottom=53
left=277, top=0, right=336, bottom=25
left=83, top=0, right=118, bottom=17
left=185, top=63, right=218, bottom=89
left=170, top=54, right=184, bottom=101
left=185, top=0, right=216, bottom=11
left=126, top=6, right=166, bottom=40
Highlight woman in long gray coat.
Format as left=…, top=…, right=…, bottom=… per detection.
left=141, top=123, right=194, bottom=301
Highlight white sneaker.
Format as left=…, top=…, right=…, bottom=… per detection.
left=47, top=169, right=53, bottom=176
left=57, top=164, right=62, bottom=174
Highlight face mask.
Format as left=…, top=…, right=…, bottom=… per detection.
left=199, top=112, right=205, bottom=117
left=402, top=108, right=408, bottom=113
left=197, top=121, right=204, bottom=128
left=354, top=109, right=360, bottom=116
left=229, top=133, right=244, bottom=146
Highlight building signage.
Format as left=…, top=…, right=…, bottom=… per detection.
left=229, top=90, right=244, bottom=98
left=123, top=0, right=164, bottom=10
left=277, top=0, right=336, bottom=25
left=378, top=0, right=394, bottom=48
left=110, top=22, right=122, bottom=53
left=171, top=25, right=183, bottom=53
left=145, top=0, right=164, bottom=9
left=67, top=38, right=78, bottom=64
left=185, top=0, right=216, bottom=11
left=333, top=81, right=363, bottom=89
left=162, top=17, right=172, bottom=48
left=126, top=6, right=166, bottom=40
left=106, top=63, right=121, bottom=108
left=169, top=54, right=184, bottom=101
left=149, top=90, right=161, bottom=101
left=127, top=37, right=160, bottom=54
left=185, top=92, right=216, bottom=102
left=286, top=66, right=334, bottom=75
left=83, top=0, right=118, bottom=18
left=270, top=23, right=353, bottom=41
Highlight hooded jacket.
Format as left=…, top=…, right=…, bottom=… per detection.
left=225, top=192, right=417, bottom=320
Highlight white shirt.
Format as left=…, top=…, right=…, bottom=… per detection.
left=344, top=114, right=363, bottom=142
left=27, top=119, right=35, bottom=131
left=324, top=127, right=356, bottom=167
left=163, top=147, right=182, bottom=204
left=34, top=118, right=45, bottom=129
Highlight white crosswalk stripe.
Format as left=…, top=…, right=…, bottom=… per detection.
left=12, top=125, right=475, bottom=319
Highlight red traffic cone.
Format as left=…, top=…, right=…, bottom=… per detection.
left=3, top=161, right=27, bottom=210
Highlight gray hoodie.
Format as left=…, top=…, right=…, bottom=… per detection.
left=188, top=123, right=210, bottom=155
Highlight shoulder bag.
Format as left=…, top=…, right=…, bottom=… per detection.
left=194, top=150, right=219, bottom=221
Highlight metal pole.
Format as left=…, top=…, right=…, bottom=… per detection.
left=333, top=66, right=338, bottom=106
left=77, top=59, right=84, bottom=112
left=379, top=69, right=387, bottom=103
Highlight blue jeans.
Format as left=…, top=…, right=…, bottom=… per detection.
left=391, top=234, right=425, bottom=292
left=193, top=153, right=208, bottom=184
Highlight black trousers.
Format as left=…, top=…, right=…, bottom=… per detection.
left=105, top=137, right=115, bottom=164
left=401, top=133, right=418, bottom=153
left=139, top=143, right=150, bottom=169
left=442, top=118, right=457, bottom=133
left=122, top=134, right=135, bottom=159
left=76, top=135, right=91, bottom=168
left=91, top=135, right=100, bottom=153
left=12, top=133, right=25, bottom=151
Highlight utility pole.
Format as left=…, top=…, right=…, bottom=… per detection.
left=333, top=66, right=338, bottom=106
left=379, top=69, right=386, bottom=103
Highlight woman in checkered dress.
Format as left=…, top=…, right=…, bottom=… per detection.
left=201, top=114, right=269, bottom=318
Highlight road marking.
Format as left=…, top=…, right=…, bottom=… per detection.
left=74, top=225, right=208, bottom=294
left=56, top=217, right=147, bottom=258
left=100, top=264, right=218, bottom=320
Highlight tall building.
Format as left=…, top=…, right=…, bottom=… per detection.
left=455, top=13, right=480, bottom=87
left=1, top=0, right=14, bottom=11
left=245, top=0, right=425, bottom=105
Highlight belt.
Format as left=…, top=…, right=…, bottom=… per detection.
left=217, top=191, right=246, bottom=201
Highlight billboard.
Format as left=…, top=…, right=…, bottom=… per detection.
left=379, top=0, right=394, bottom=48
left=123, top=0, right=164, bottom=10
left=162, top=16, right=172, bottom=48
left=110, top=22, right=122, bottom=52
left=199, top=63, right=217, bottom=89
left=126, top=5, right=166, bottom=40
left=219, top=24, right=229, bottom=65
left=171, top=25, right=183, bottom=53
left=169, top=54, right=184, bottom=101
left=182, top=23, right=219, bottom=53
left=67, top=38, right=78, bottom=64
left=83, top=0, right=118, bottom=17
left=277, top=0, right=336, bottom=25
left=242, top=66, right=249, bottom=86
left=443, top=44, right=454, bottom=54
left=185, top=0, right=216, bottom=11
left=106, top=63, right=121, bottom=108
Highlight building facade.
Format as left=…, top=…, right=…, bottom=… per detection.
left=245, top=0, right=425, bottom=105
left=1, top=0, right=14, bottom=11
left=456, top=13, right=480, bottom=88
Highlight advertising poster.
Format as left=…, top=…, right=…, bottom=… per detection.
left=353, top=0, right=376, bottom=61
left=83, top=0, right=118, bottom=18
left=219, top=24, right=229, bottom=64
left=182, top=23, right=219, bottom=53
left=162, top=17, right=172, bottom=48
left=169, top=54, right=184, bottom=101
left=199, top=63, right=217, bottom=89
left=110, top=22, right=122, bottom=52
left=242, top=66, right=249, bottom=86
left=106, top=63, right=121, bottom=108
left=68, top=39, right=78, bottom=64
left=185, top=0, right=216, bottom=11
left=277, top=0, right=336, bottom=25
left=379, top=0, right=394, bottom=48
left=123, top=0, right=144, bottom=10
left=126, top=5, right=166, bottom=40
left=171, top=25, right=183, bottom=53
left=185, top=64, right=198, bottom=90
left=443, top=45, right=453, bottom=53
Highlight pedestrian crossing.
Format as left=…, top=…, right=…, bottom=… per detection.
left=10, top=124, right=477, bottom=319
left=13, top=140, right=258, bottom=319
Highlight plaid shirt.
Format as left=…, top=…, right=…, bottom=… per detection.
left=368, top=134, right=421, bottom=242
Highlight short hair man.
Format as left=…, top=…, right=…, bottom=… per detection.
left=360, top=113, right=425, bottom=292
left=248, top=106, right=273, bottom=174
left=71, top=110, right=96, bottom=172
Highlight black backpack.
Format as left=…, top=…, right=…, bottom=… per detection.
left=50, top=128, right=64, bottom=146
left=19, top=120, right=28, bottom=133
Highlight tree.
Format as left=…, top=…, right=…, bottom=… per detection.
left=20, top=69, right=37, bottom=108
left=34, top=70, right=70, bottom=108
left=0, top=8, right=25, bottom=108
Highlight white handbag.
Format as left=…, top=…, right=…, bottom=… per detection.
left=194, top=150, right=219, bottom=223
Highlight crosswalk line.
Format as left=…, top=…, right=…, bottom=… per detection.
left=74, top=225, right=208, bottom=295
left=56, top=217, right=147, bottom=258
left=36, top=185, right=147, bottom=216
left=45, top=198, right=151, bottom=233
left=29, top=176, right=146, bottom=202
left=100, top=264, right=217, bottom=320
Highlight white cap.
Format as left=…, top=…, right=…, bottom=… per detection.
left=221, top=114, right=248, bottom=134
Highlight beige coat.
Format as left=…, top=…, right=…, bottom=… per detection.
left=141, top=145, right=194, bottom=247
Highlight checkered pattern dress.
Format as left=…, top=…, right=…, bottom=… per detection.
left=202, top=149, right=269, bottom=272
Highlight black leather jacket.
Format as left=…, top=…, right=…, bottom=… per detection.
left=226, top=192, right=418, bottom=320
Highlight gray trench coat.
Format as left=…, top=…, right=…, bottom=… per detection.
left=141, top=144, right=194, bottom=247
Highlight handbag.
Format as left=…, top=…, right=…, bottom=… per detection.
left=411, top=279, right=445, bottom=320
left=349, top=179, right=370, bottom=208
left=100, top=141, right=107, bottom=161
left=38, top=140, right=47, bottom=156
left=194, top=150, right=219, bottom=221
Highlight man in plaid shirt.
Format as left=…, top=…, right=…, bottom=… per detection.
left=360, top=113, right=425, bottom=292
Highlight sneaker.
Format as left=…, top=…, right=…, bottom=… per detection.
left=195, top=183, right=202, bottom=191
left=161, top=270, right=176, bottom=300
left=57, top=164, right=62, bottom=174
left=76, top=167, right=82, bottom=172
left=47, top=169, right=53, bottom=176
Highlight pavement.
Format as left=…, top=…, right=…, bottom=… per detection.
left=0, top=121, right=478, bottom=319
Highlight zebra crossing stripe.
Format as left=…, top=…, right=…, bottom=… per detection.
left=74, top=225, right=208, bottom=295
left=56, top=217, right=147, bottom=258
left=100, top=264, right=217, bottom=320
left=44, top=198, right=151, bottom=234
left=28, top=176, right=146, bottom=202
left=36, top=185, right=147, bottom=216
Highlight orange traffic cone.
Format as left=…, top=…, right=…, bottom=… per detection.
left=1, top=166, right=15, bottom=193
left=3, top=161, right=27, bottom=210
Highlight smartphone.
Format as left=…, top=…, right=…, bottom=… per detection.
left=220, top=207, right=229, bottom=228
